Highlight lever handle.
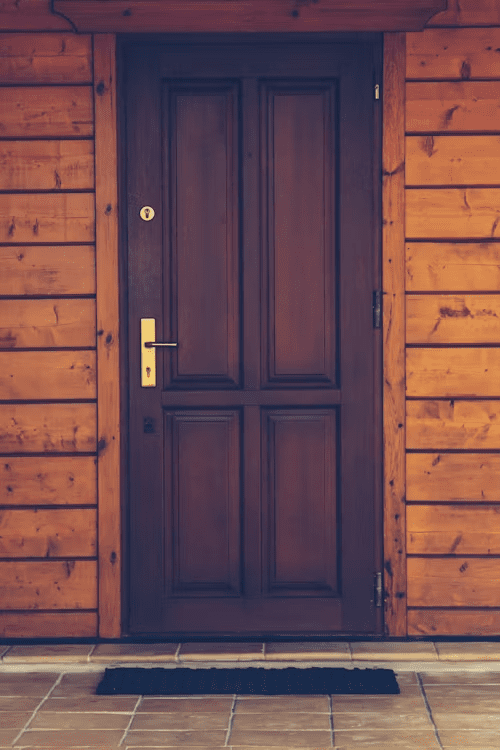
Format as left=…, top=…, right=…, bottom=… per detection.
left=141, top=318, right=177, bottom=387
left=144, top=341, right=178, bottom=348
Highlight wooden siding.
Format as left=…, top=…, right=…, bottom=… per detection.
left=406, top=17, right=500, bottom=636
left=0, top=33, right=97, bottom=637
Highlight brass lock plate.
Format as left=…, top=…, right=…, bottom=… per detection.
left=140, top=206, right=155, bottom=221
left=141, top=317, right=156, bottom=387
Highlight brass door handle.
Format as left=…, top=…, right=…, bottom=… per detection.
left=141, top=318, right=177, bottom=387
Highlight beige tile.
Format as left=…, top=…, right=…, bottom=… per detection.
left=234, top=697, right=330, bottom=713
left=18, top=747, right=119, bottom=750
left=0, top=673, right=58, bottom=696
left=41, top=695, right=139, bottom=712
left=394, top=672, right=419, bottom=685
left=439, top=730, right=500, bottom=747
left=333, top=712, right=432, bottom=730
left=178, top=642, right=264, bottom=661
left=125, top=747, right=227, bottom=750
left=425, top=695, right=500, bottom=713
left=419, top=671, right=500, bottom=684
left=2, top=644, right=93, bottom=663
left=50, top=672, right=105, bottom=696
left=331, top=694, right=427, bottom=713
left=29, top=710, right=131, bottom=730
left=332, top=729, right=440, bottom=748
left=15, top=730, right=124, bottom=747
left=435, top=641, right=500, bottom=661
left=229, top=747, right=332, bottom=750
left=91, top=643, right=179, bottom=663
left=125, top=730, right=228, bottom=745
left=432, top=712, right=500, bottom=730
left=350, top=642, right=437, bottom=661
left=0, top=729, right=32, bottom=744
left=0, top=696, right=40, bottom=711
left=0, top=711, right=33, bottom=729
left=228, top=729, right=332, bottom=746
left=265, top=642, right=351, bottom=661
left=130, top=712, right=229, bottom=730
left=423, top=684, right=500, bottom=699
left=138, top=697, right=233, bottom=712
left=231, top=713, right=331, bottom=731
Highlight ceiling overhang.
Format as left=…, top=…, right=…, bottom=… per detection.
left=51, top=0, right=447, bottom=34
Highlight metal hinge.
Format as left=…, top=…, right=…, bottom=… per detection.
left=374, top=83, right=380, bottom=100
left=373, top=290, right=382, bottom=329
left=374, top=572, right=383, bottom=608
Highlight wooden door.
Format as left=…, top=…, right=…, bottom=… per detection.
left=125, top=38, right=382, bottom=636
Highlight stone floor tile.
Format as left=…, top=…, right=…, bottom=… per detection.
left=0, top=696, right=40, bottom=711
left=3, top=645, right=93, bottom=664
left=231, top=713, right=331, bottom=730
left=17, top=747, right=120, bottom=750
left=234, top=697, right=330, bottom=713
left=332, top=711, right=432, bottom=730
left=0, top=711, right=33, bottom=729
left=439, top=730, right=500, bottom=747
left=50, top=672, right=105, bottom=696
left=419, top=671, right=500, bottom=684
left=138, top=697, right=233, bottom=712
left=178, top=642, right=264, bottom=661
left=125, top=747, right=227, bottom=750
left=0, top=728, right=27, bottom=744
left=0, top=673, right=58, bottom=696
left=432, top=712, right=500, bottom=730
left=14, top=730, right=124, bottom=747
left=29, top=710, right=131, bottom=730
left=424, top=694, right=500, bottom=713
left=350, top=642, right=437, bottom=661
left=228, top=730, right=332, bottom=746
left=40, top=695, right=139, bottom=712
left=331, top=694, right=426, bottom=713
left=423, top=684, right=500, bottom=699
left=332, top=729, right=440, bottom=748
left=130, top=712, right=230, bottom=730
left=265, top=642, right=351, bottom=660
left=395, top=673, right=419, bottom=685
left=435, top=641, right=500, bottom=661
left=91, top=643, right=179, bottom=663
left=125, top=730, right=228, bottom=745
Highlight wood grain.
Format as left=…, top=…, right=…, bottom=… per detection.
left=0, top=350, right=96, bottom=400
left=406, top=242, right=500, bottom=292
left=406, top=189, right=500, bottom=239
left=0, top=141, right=94, bottom=191
left=407, top=348, right=500, bottom=397
left=0, top=560, right=97, bottom=609
left=0, top=86, right=93, bottom=137
left=406, top=82, right=500, bottom=133
left=0, top=299, right=95, bottom=348
left=428, top=0, right=500, bottom=27
left=408, top=557, right=500, bottom=607
left=407, top=505, right=500, bottom=555
left=0, top=0, right=72, bottom=30
left=0, top=611, right=97, bottom=637
left=0, top=508, right=96, bottom=557
left=407, top=453, right=500, bottom=501
left=94, top=34, right=121, bottom=639
left=406, top=136, right=500, bottom=186
left=0, top=246, right=95, bottom=296
left=408, top=609, right=500, bottom=636
left=407, top=399, right=500, bottom=450
left=0, top=456, right=96, bottom=505
left=407, top=294, right=500, bottom=344
left=382, top=32, right=407, bottom=637
left=0, top=403, right=96, bottom=453
left=0, top=34, right=91, bottom=83
left=407, top=28, right=500, bottom=80
left=0, top=193, right=94, bottom=244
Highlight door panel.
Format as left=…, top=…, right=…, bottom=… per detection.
left=126, top=39, right=381, bottom=636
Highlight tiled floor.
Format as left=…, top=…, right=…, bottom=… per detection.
left=0, top=643, right=499, bottom=748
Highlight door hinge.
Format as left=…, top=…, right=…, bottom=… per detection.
left=374, top=572, right=383, bottom=608
left=373, top=290, right=382, bottom=329
left=374, top=83, right=380, bottom=100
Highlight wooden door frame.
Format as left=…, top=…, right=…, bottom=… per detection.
left=95, top=31, right=406, bottom=638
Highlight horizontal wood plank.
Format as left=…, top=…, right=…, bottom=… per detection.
left=406, top=189, right=500, bottom=239
left=0, top=34, right=91, bottom=83
left=406, top=82, right=500, bottom=133
left=0, top=350, right=96, bottom=400
left=0, top=141, right=94, bottom=191
left=428, top=0, right=500, bottom=27
left=407, top=399, right=500, bottom=449
left=0, top=86, right=93, bottom=137
left=0, top=611, right=97, bottom=637
left=0, top=560, right=96, bottom=609
left=407, top=28, right=500, bottom=80
left=0, top=456, right=96, bottom=505
left=407, top=453, right=500, bottom=501
left=407, top=504, right=500, bottom=555
left=0, top=299, right=95, bottom=349
left=0, top=508, right=96, bottom=557
left=0, top=403, right=96, bottom=453
left=407, top=294, right=500, bottom=344
left=0, top=193, right=94, bottom=244
left=407, top=348, right=500, bottom=397
left=408, top=609, right=500, bottom=636
left=0, top=0, right=72, bottom=31
left=406, top=136, right=500, bottom=186
left=0, top=246, right=95, bottom=296
left=408, top=557, right=500, bottom=607
left=406, top=242, right=500, bottom=292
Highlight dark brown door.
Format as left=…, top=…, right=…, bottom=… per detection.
left=125, top=38, right=381, bottom=636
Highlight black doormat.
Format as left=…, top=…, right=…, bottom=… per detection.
left=95, top=667, right=399, bottom=695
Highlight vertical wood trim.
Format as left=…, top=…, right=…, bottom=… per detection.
left=382, top=32, right=407, bottom=636
left=93, top=34, right=121, bottom=638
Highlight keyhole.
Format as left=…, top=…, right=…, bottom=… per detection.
left=146, top=366, right=151, bottom=378
left=144, top=208, right=150, bottom=218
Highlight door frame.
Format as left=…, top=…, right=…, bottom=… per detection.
left=116, top=32, right=385, bottom=639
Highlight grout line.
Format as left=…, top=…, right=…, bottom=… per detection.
left=261, top=642, right=266, bottom=659
left=417, top=673, right=444, bottom=750
left=87, top=643, right=97, bottom=662
left=174, top=643, right=182, bottom=663
left=347, top=642, right=354, bottom=660
left=118, top=693, right=142, bottom=747
left=10, top=671, right=64, bottom=746
left=329, top=693, right=335, bottom=748
left=224, top=694, right=237, bottom=747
